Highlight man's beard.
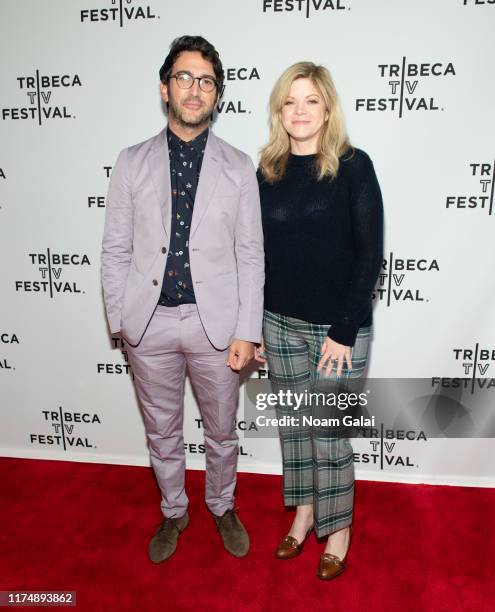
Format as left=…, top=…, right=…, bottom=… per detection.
left=168, top=95, right=214, bottom=129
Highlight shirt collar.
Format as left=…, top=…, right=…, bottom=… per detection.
left=167, top=125, right=209, bottom=157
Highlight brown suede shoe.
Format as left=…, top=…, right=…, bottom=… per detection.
left=275, top=526, right=313, bottom=559
left=213, top=509, right=249, bottom=557
left=148, top=512, right=189, bottom=563
left=317, top=526, right=352, bottom=580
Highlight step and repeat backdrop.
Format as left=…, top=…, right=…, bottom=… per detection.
left=1, top=0, right=494, bottom=487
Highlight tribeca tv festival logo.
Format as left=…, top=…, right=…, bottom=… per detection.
left=432, top=344, right=495, bottom=394
left=97, top=336, right=134, bottom=377
left=88, top=165, right=112, bottom=210
left=373, top=252, right=439, bottom=306
left=2, top=72, right=82, bottom=126
left=15, top=250, right=91, bottom=297
left=1, top=332, right=19, bottom=372
left=445, top=160, right=495, bottom=216
left=217, top=67, right=260, bottom=116
left=462, top=0, right=495, bottom=5
left=30, top=407, right=101, bottom=450
left=354, top=423, right=426, bottom=470
left=80, top=0, right=159, bottom=26
left=355, top=58, right=455, bottom=117
left=262, top=0, right=349, bottom=18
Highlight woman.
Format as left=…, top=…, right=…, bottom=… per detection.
left=255, top=62, right=383, bottom=580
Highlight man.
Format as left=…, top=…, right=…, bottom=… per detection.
left=100, top=35, right=264, bottom=562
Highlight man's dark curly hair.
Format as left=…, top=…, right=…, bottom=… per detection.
left=159, top=35, right=224, bottom=94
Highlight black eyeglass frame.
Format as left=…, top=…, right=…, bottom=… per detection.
left=167, top=71, right=222, bottom=94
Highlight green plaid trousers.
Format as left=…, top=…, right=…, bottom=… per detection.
left=262, top=309, right=371, bottom=537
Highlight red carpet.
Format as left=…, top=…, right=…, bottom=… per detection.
left=1, top=457, right=494, bottom=611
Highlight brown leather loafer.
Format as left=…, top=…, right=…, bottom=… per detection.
left=317, top=526, right=352, bottom=580
left=318, top=552, right=346, bottom=579
left=213, top=509, right=250, bottom=557
left=148, top=512, right=189, bottom=563
left=275, top=526, right=313, bottom=560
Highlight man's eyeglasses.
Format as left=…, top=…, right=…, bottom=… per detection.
left=168, top=71, right=218, bottom=93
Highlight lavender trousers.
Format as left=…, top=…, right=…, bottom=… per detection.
left=124, top=303, right=240, bottom=518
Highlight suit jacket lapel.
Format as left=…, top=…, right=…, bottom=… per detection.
left=190, top=130, right=223, bottom=240
left=147, top=128, right=172, bottom=239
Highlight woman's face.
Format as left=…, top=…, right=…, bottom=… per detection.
left=280, top=77, right=328, bottom=151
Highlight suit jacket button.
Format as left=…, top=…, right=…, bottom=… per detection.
left=161, top=247, right=167, bottom=253
left=152, top=279, right=158, bottom=286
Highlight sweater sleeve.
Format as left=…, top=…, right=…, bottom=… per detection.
left=327, top=150, right=384, bottom=346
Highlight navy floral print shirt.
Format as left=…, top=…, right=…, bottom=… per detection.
left=158, top=126, right=209, bottom=306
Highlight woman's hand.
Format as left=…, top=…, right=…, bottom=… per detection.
left=254, top=337, right=267, bottom=363
left=317, top=337, right=352, bottom=377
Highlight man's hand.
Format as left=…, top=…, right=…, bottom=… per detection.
left=226, top=339, right=256, bottom=372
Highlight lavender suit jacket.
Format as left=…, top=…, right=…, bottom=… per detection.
left=100, top=127, right=264, bottom=349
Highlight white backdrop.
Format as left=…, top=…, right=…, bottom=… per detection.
left=1, top=0, right=494, bottom=487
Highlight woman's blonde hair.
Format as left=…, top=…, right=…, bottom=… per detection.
left=259, top=61, right=352, bottom=183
